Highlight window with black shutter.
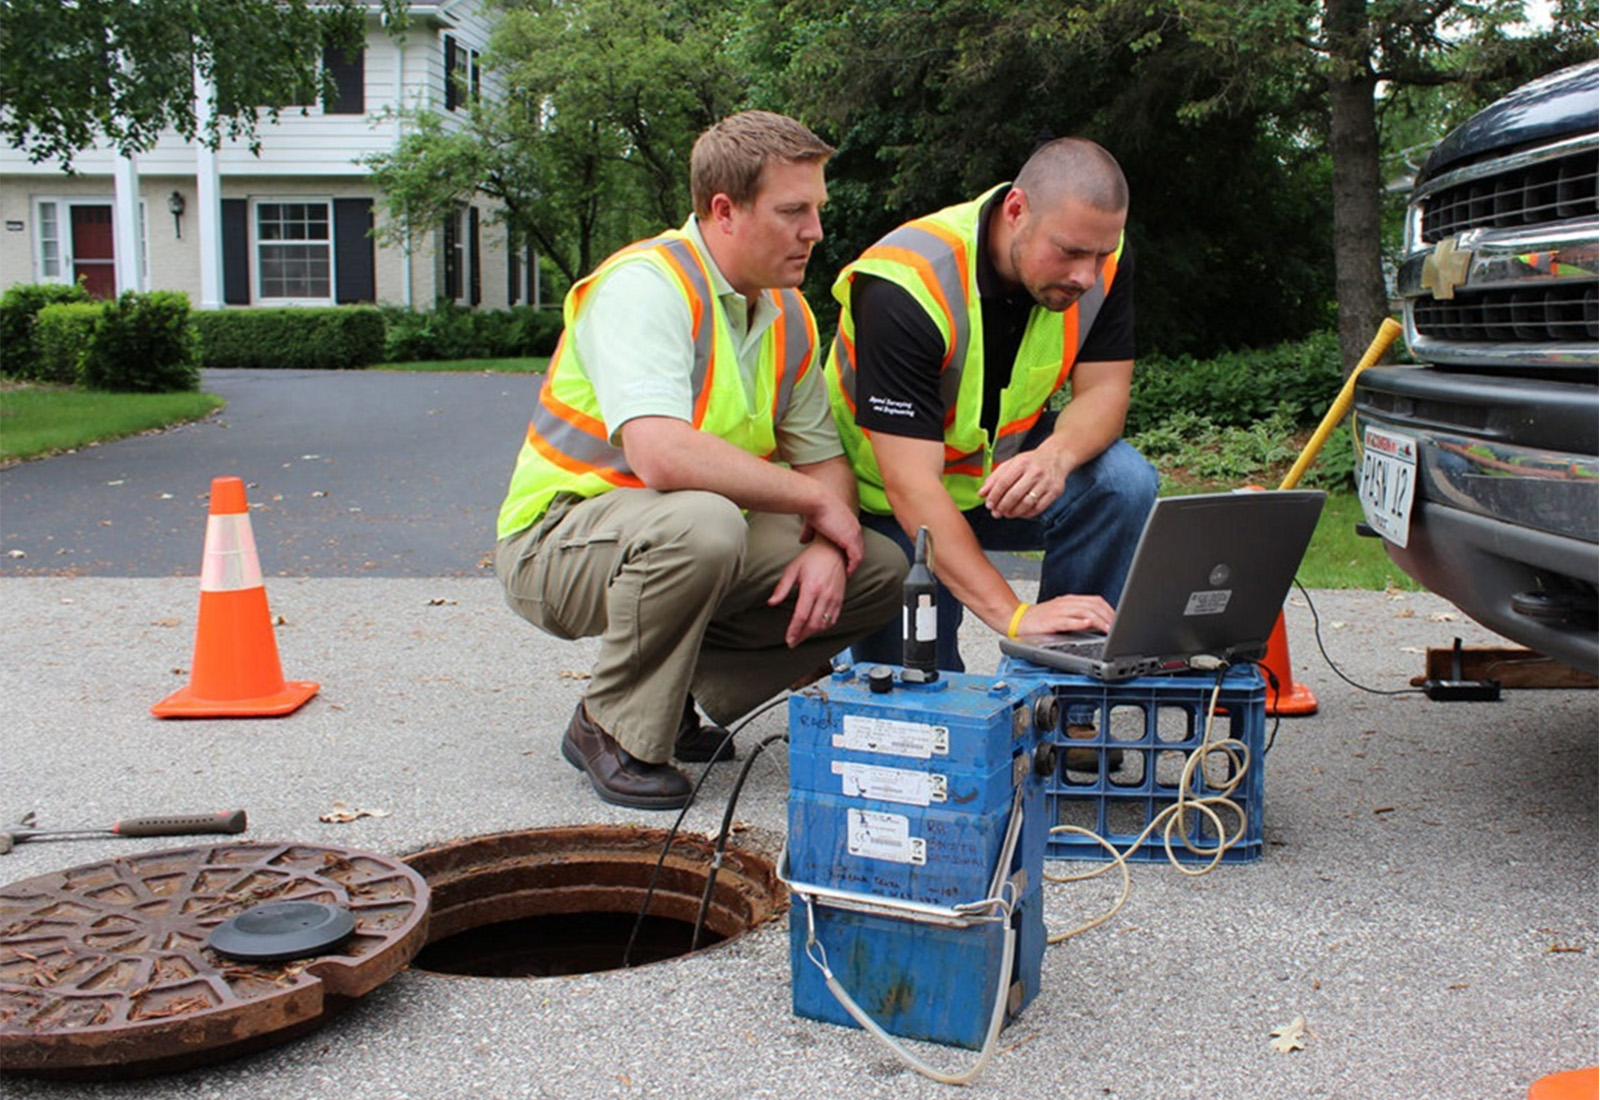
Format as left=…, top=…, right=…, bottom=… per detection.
left=442, top=209, right=461, bottom=301
left=444, top=35, right=458, bottom=111
left=323, top=41, right=365, bottom=115
left=469, top=206, right=482, bottom=306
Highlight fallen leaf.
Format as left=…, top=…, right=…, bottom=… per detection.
left=319, top=802, right=392, bottom=825
left=1269, top=1016, right=1307, bottom=1053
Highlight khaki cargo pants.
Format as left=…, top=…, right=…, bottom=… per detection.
left=497, top=489, right=906, bottom=763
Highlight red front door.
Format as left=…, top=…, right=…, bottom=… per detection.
left=71, top=205, right=116, bottom=299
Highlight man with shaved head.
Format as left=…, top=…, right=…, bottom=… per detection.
left=825, top=138, right=1157, bottom=763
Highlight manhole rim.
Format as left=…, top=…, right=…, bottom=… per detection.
left=402, top=823, right=789, bottom=979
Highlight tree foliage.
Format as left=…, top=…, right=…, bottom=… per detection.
left=745, top=0, right=1338, bottom=354
left=365, top=0, right=748, bottom=289
left=0, top=0, right=372, bottom=167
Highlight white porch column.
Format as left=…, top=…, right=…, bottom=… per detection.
left=194, top=67, right=224, bottom=310
left=112, top=154, right=144, bottom=293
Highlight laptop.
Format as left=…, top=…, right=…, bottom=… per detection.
left=998, top=489, right=1325, bottom=680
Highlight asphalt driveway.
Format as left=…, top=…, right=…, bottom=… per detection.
left=1, top=369, right=539, bottom=577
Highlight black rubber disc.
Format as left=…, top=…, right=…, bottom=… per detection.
left=208, top=900, right=357, bottom=961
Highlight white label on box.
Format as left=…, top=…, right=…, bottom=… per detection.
left=835, top=715, right=949, bottom=758
left=846, top=808, right=927, bottom=865
left=831, top=761, right=946, bottom=806
left=1184, top=589, right=1232, bottom=616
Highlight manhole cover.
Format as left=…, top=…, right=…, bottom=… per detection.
left=0, top=843, right=429, bottom=1080
left=405, top=825, right=786, bottom=977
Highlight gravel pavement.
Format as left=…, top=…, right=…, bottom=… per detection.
left=0, top=371, right=1593, bottom=1099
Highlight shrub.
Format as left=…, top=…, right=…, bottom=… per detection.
left=0, top=282, right=91, bottom=380
left=1120, top=330, right=1345, bottom=434
left=78, top=291, right=201, bottom=393
left=194, top=307, right=386, bottom=369
left=34, top=302, right=104, bottom=385
left=381, top=304, right=563, bottom=362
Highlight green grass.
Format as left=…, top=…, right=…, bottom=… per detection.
left=377, top=357, right=549, bottom=373
left=0, top=384, right=224, bottom=464
left=1298, top=490, right=1419, bottom=590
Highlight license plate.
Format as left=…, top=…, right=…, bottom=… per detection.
left=1359, top=426, right=1418, bottom=548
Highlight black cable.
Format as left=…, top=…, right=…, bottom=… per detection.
left=690, top=730, right=789, bottom=951
left=1295, top=579, right=1426, bottom=698
left=621, top=692, right=790, bottom=968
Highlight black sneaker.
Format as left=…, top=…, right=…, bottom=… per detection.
left=673, top=697, right=735, bottom=764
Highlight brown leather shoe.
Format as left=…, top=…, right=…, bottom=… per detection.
left=1063, top=723, right=1126, bottom=775
left=560, top=702, right=692, bottom=810
left=673, top=696, right=734, bottom=764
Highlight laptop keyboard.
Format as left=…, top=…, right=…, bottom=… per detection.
left=1046, top=638, right=1106, bottom=659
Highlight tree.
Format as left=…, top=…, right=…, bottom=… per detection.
left=1150, top=0, right=1598, bottom=369
left=0, top=0, right=368, bottom=167
left=365, top=0, right=748, bottom=288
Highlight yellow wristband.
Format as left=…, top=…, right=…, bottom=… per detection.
left=1007, top=603, right=1031, bottom=639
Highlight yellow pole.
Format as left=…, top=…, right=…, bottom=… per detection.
left=1279, top=317, right=1404, bottom=490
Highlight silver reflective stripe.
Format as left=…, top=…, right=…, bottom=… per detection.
left=199, top=514, right=264, bottom=593
left=771, top=287, right=809, bottom=424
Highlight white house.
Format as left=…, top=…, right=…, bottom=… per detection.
left=0, top=0, right=536, bottom=312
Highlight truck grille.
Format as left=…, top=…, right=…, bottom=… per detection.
left=1413, top=284, right=1599, bottom=342
left=1422, top=151, right=1597, bottom=241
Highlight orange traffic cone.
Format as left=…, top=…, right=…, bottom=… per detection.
left=1529, top=1068, right=1598, bottom=1100
left=1263, top=610, right=1317, bottom=717
left=152, top=477, right=319, bottom=718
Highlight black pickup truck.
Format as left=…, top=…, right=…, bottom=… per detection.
left=1353, top=61, right=1598, bottom=673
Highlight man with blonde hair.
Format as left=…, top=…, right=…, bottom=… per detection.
left=496, top=111, right=905, bottom=810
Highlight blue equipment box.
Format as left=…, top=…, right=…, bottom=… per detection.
left=999, top=659, right=1268, bottom=864
left=787, top=667, right=1049, bottom=906
left=789, top=887, right=1045, bottom=1051
left=786, top=665, right=1052, bottom=1048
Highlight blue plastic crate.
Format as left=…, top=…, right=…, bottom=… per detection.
left=999, top=659, right=1267, bottom=864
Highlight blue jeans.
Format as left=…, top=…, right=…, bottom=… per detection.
left=852, top=416, right=1159, bottom=676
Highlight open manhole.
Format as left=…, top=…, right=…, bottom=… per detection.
left=0, top=843, right=429, bottom=1080
left=404, top=825, right=787, bottom=977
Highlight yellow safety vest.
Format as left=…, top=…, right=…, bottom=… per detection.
left=497, top=230, right=818, bottom=539
left=826, top=185, right=1122, bottom=514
